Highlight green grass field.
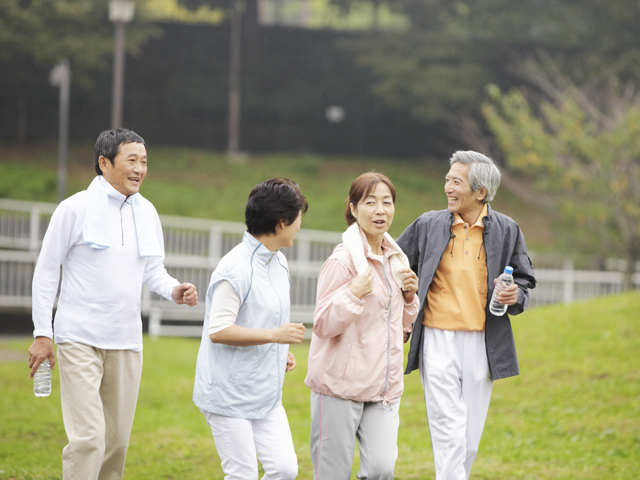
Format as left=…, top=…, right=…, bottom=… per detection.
left=1, top=292, right=638, bottom=479
left=0, top=144, right=555, bottom=250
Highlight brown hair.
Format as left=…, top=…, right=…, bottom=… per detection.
left=344, top=172, right=396, bottom=226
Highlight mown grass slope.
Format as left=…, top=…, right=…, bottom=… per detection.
left=0, top=144, right=554, bottom=249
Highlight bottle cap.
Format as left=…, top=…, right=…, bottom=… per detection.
left=504, top=266, right=513, bottom=274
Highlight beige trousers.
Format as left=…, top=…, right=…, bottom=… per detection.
left=57, top=342, right=142, bottom=480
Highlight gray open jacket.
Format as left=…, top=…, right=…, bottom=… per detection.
left=397, top=205, right=537, bottom=380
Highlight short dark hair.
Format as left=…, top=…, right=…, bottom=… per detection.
left=245, top=178, right=308, bottom=236
left=344, top=172, right=396, bottom=226
left=94, top=128, right=146, bottom=176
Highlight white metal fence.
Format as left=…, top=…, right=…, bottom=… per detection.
left=1, top=198, right=638, bottom=336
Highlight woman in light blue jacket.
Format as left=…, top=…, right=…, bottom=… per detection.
left=193, top=178, right=308, bottom=480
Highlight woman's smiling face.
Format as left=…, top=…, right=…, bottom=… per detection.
left=350, top=181, right=395, bottom=244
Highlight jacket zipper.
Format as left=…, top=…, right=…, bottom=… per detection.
left=119, top=199, right=127, bottom=246
left=379, top=259, right=393, bottom=402
left=266, top=252, right=284, bottom=408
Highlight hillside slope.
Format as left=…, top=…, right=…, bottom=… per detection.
left=0, top=144, right=554, bottom=249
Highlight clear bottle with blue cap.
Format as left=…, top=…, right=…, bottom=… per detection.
left=489, top=266, right=514, bottom=316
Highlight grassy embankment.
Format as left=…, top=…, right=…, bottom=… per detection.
left=0, top=144, right=554, bottom=250
left=1, top=292, right=639, bottom=479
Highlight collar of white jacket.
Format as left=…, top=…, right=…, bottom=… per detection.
left=82, top=175, right=163, bottom=257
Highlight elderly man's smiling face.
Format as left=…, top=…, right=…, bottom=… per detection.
left=99, top=142, right=147, bottom=197
left=444, top=162, right=486, bottom=223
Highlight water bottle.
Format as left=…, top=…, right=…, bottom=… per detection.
left=490, top=266, right=514, bottom=316
left=33, top=359, right=51, bottom=397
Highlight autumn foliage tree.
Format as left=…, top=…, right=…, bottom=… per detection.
left=483, top=54, right=640, bottom=288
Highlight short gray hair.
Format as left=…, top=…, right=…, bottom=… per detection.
left=450, top=150, right=501, bottom=203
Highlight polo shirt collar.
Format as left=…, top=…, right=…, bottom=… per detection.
left=453, top=203, right=488, bottom=228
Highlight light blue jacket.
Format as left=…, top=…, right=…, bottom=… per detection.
left=193, top=232, right=291, bottom=419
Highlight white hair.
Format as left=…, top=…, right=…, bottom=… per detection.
left=450, top=150, right=501, bottom=203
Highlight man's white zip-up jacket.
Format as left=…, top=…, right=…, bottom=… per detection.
left=32, top=178, right=179, bottom=351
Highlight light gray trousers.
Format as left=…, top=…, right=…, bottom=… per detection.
left=309, top=391, right=400, bottom=480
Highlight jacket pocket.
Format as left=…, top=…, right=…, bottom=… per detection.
left=211, top=344, right=237, bottom=386
left=339, top=345, right=359, bottom=384
left=229, top=346, right=264, bottom=388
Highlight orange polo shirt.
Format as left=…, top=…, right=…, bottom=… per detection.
left=423, top=204, right=488, bottom=331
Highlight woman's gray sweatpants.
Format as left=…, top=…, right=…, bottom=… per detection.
left=309, top=391, right=400, bottom=480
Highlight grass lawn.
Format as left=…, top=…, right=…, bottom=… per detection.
left=1, top=292, right=639, bottom=479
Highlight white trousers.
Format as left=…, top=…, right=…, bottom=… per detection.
left=420, top=327, right=493, bottom=480
left=309, top=391, right=400, bottom=480
left=57, top=342, right=142, bottom=480
left=201, top=404, right=298, bottom=480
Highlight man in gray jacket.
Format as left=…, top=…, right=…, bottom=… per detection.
left=397, top=150, right=536, bottom=480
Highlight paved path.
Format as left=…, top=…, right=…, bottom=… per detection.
left=0, top=335, right=29, bottom=362
left=0, top=348, right=26, bottom=362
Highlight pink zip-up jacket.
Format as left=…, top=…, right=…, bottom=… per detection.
left=305, top=230, right=420, bottom=403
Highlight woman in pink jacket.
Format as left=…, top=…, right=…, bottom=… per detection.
left=305, top=172, right=420, bottom=480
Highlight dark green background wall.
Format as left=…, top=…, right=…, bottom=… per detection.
left=0, top=23, right=445, bottom=158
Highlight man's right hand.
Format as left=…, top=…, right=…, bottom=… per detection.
left=272, top=323, right=306, bottom=345
left=403, top=324, right=413, bottom=343
left=28, top=336, right=55, bottom=378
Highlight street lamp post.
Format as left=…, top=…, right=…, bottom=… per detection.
left=227, top=0, right=242, bottom=159
left=109, top=0, right=135, bottom=129
left=49, top=59, right=71, bottom=203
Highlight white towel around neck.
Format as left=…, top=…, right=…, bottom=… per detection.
left=341, top=223, right=410, bottom=291
left=82, top=176, right=163, bottom=257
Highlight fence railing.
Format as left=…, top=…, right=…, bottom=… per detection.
left=1, top=198, right=638, bottom=336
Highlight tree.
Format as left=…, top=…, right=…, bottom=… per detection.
left=338, top=0, right=584, bottom=117
left=0, top=0, right=156, bottom=141
left=334, top=0, right=640, bottom=153
left=483, top=53, right=640, bottom=288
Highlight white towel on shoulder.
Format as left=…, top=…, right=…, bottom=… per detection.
left=82, top=177, right=111, bottom=250
left=82, top=176, right=163, bottom=257
left=341, top=223, right=410, bottom=291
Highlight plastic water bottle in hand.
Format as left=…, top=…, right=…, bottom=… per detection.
left=490, top=266, right=514, bottom=316
left=33, top=359, right=51, bottom=397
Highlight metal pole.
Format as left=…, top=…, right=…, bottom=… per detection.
left=57, top=60, right=70, bottom=203
left=29, top=207, right=41, bottom=252
left=227, top=0, right=242, bottom=157
left=111, top=20, right=126, bottom=129
left=562, top=258, right=574, bottom=304
left=50, top=59, right=71, bottom=204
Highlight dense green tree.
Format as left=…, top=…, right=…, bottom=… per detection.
left=0, top=0, right=156, bottom=141
left=0, top=0, right=149, bottom=76
left=483, top=54, right=640, bottom=287
left=334, top=0, right=640, bottom=143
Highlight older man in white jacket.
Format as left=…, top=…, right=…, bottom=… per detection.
left=27, top=128, right=198, bottom=480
